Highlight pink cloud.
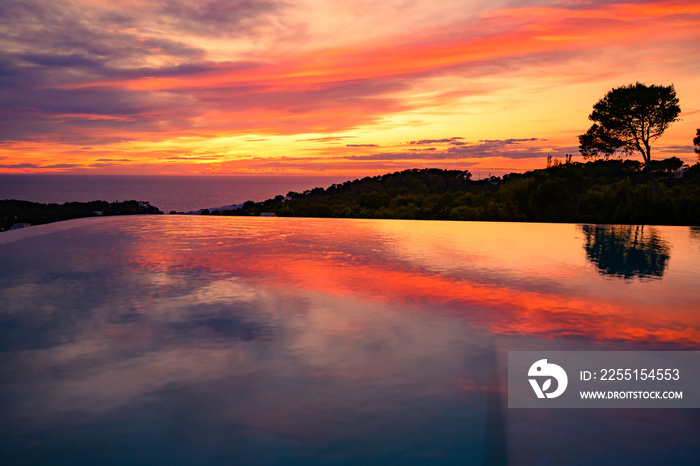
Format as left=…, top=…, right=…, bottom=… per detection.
left=1, top=0, right=698, bottom=173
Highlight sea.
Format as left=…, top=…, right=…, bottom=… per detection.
left=0, top=174, right=351, bottom=213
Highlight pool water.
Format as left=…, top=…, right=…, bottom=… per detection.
left=1, top=217, right=698, bottom=465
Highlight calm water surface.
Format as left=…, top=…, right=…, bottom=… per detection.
left=0, top=217, right=698, bottom=465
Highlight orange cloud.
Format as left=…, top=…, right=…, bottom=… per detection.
left=101, top=1, right=700, bottom=95
left=1, top=0, right=699, bottom=174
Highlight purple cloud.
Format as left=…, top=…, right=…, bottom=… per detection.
left=159, top=0, right=287, bottom=37
left=341, top=138, right=571, bottom=161
left=409, top=137, right=465, bottom=145
left=0, top=163, right=39, bottom=168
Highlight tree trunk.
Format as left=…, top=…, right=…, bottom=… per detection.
left=644, top=143, right=657, bottom=197
left=646, top=162, right=657, bottom=197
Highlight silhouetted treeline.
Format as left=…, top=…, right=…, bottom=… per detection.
left=0, top=200, right=163, bottom=231
left=214, top=159, right=700, bottom=225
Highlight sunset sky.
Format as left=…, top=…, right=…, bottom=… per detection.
left=1, top=0, right=699, bottom=177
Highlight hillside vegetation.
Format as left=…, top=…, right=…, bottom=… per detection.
left=1, top=200, right=162, bottom=231
left=212, top=158, right=700, bottom=225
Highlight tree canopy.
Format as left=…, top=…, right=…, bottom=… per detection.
left=694, top=128, right=700, bottom=158
left=578, top=83, right=680, bottom=194
left=205, top=162, right=700, bottom=226
left=0, top=200, right=162, bottom=231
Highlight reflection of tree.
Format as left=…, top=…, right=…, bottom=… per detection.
left=691, top=227, right=700, bottom=255
left=581, top=225, right=670, bottom=279
left=690, top=227, right=700, bottom=245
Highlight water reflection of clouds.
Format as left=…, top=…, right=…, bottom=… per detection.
left=6, top=217, right=699, bottom=351
left=104, top=217, right=700, bottom=347
left=5, top=281, right=492, bottom=459
left=1, top=216, right=699, bottom=464
left=220, top=258, right=697, bottom=347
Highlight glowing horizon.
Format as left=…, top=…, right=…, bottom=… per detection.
left=1, top=0, right=699, bottom=178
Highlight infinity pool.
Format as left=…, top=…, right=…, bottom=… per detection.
left=1, top=216, right=698, bottom=464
